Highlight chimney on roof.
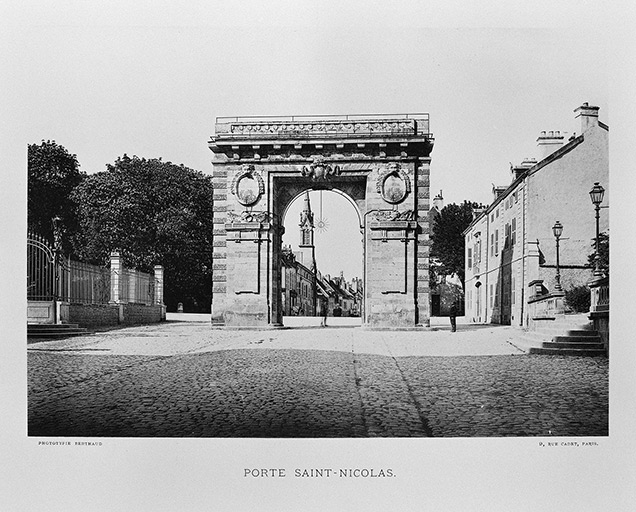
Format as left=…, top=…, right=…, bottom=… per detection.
left=492, top=185, right=506, bottom=200
left=536, top=130, right=565, bottom=160
left=472, top=205, right=487, bottom=220
left=574, top=102, right=600, bottom=133
left=510, top=157, right=537, bottom=181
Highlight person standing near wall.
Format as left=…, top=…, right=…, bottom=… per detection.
left=321, top=298, right=328, bottom=327
left=449, top=300, right=458, bottom=332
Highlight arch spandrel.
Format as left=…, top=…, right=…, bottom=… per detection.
left=208, top=114, right=434, bottom=329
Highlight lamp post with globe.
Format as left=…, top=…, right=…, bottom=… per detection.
left=552, top=220, right=564, bottom=293
left=589, top=182, right=605, bottom=278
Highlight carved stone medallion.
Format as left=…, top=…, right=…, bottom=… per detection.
left=231, top=165, right=264, bottom=206
left=376, top=162, right=411, bottom=204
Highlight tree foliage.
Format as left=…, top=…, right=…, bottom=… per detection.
left=71, top=155, right=215, bottom=312
left=28, top=140, right=85, bottom=253
left=587, top=230, right=609, bottom=276
left=565, top=285, right=591, bottom=313
left=430, top=201, right=476, bottom=288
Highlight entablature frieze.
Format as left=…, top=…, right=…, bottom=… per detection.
left=214, top=115, right=430, bottom=138
left=211, top=152, right=433, bottom=168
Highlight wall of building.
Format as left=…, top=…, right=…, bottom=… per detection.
left=281, top=253, right=316, bottom=316
left=464, top=105, right=608, bottom=327
left=526, top=124, right=609, bottom=289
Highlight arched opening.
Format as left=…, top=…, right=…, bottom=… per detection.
left=280, top=189, right=363, bottom=327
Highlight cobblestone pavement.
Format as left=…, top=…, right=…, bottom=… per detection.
left=28, top=321, right=608, bottom=437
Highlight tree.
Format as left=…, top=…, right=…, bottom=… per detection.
left=71, top=155, right=215, bottom=312
left=430, top=201, right=476, bottom=289
left=587, top=230, right=609, bottom=276
left=28, top=140, right=85, bottom=252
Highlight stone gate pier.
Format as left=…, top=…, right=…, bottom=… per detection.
left=208, top=114, right=434, bottom=329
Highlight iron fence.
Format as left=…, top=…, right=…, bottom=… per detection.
left=28, top=232, right=160, bottom=306
left=61, top=259, right=111, bottom=304
left=117, top=268, right=156, bottom=305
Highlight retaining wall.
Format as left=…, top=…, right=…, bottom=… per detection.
left=62, top=302, right=165, bottom=328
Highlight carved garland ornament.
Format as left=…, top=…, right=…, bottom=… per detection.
left=301, top=156, right=341, bottom=181
left=226, top=210, right=270, bottom=224
left=231, top=164, right=265, bottom=206
left=376, top=162, right=411, bottom=204
left=372, top=209, right=415, bottom=222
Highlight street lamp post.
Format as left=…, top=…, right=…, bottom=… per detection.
left=589, top=182, right=605, bottom=278
left=552, top=220, right=563, bottom=292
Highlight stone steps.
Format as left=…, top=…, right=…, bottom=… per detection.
left=565, top=329, right=598, bottom=337
left=541, top=339, right=604, bottom=349
left=552, top=334, right=602, bottom=344
left=27, top=323, right=91, bottom=340
left=514, top=315, right=607, bottom=356
left=529, top=345, right=607, bottom=357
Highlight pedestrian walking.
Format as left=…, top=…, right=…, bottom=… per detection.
left=449, top=300, right=458, bottom=332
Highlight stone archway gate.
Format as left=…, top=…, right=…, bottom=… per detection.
left=208, top=114, right=434, bottom=329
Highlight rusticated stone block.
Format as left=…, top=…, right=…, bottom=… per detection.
left=212, top=283, right=227, bottom=293
left=213, top=204, right=227, bottom=212
left=212, top=274, right=227, bottom=282
left=213, top=240, right=227, bottom=247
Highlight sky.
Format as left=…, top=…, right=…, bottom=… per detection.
left=0, top=1, right=623, bottom=281
left=284, top=190, right=363, bottom=280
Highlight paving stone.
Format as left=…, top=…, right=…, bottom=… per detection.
left=27, top=324, right=608, bottom=437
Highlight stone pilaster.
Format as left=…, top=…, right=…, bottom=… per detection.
left=109, top=251, right=122, bottom=304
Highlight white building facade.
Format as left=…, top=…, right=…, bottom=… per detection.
left=464, top=103, right=609, bottom=326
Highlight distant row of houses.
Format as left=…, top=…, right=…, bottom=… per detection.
left=280, top=193, right=363, bottom=317
left=462, top=102, right=609, bottom=326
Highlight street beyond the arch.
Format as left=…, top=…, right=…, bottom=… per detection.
left=27, top=315, right=608, bottom=438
